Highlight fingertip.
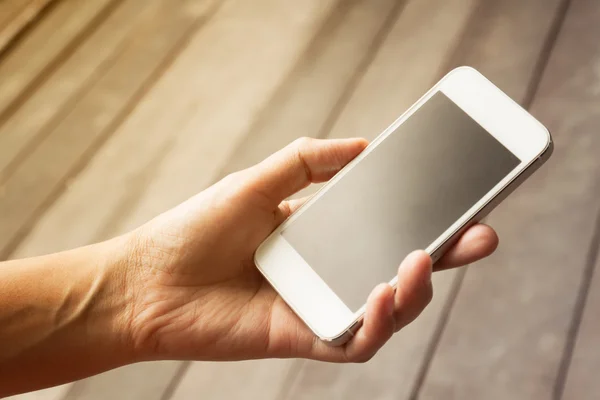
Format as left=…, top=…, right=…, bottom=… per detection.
left=393, top=250, right=434, bottom=330
left=399, top=250, right=433, bottom=282
left=366, top=283, right=395, bottom=318
left=354, top=137, right=369, bottom=150
left=337, top=137, right=369, bottom=161
left=468, top=224, right=499, bottom=256
left=436, top=224, right=499, bottom=270
left=362, top=283, right=395, bottom=338
left=346, top=283, right=395, bottom=362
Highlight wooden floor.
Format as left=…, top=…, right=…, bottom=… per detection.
left=2, top=0, right=600, bottom=398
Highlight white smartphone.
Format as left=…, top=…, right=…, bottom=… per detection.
left=254, top=66, right=553, bottom=345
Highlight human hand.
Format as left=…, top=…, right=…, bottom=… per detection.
left=120, top=138, right=498, bottom=363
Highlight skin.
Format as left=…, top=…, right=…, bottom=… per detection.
left=0, top=138, right=498, bottom=397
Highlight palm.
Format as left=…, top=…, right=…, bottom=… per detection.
left=130, top=177, right=316, bottom=361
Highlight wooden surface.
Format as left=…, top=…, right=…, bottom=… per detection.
left=0, top=0, right=118, bottom=123
left=3, top=0, right=600, bottom=399
left=0, top=0, right=54, bottom=53
left=547, top=1, right=600, bottom=399
left=418, top=0, right=600, bottom=399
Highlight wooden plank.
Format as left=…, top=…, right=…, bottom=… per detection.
left=286, top=1, right=567, bottom=399
left=546, top=2, right=600, bottom=399
left=220, top=0, right=404, bottom=175
left=0, top=0, right=117, bottom=120
left=69, top=0, right=337, bottom=237
left=10, top=0, right=337, bottom=398
left=0, top=0, right=30, bottom=31
left=12, top=0, right=336, bottom=257
left=562, top=237, right=600, bottom=400
left=5, top=3, right=572, bottom=400
left=417, top=1, right=600, bottom=399
left=0, top=0, right=55, bottom=53
left=61, top=362, right=183, bottom=400
left=0, top=0, right=162, bottom=174
left=170, top=360, right=295, bottom=400
left=0, top=0, right=32, bottom=34
left=293, top=0, right=479, bottom=198
left=0, top=0, right=217, bottom=259
left=325, top=0, right=475, bottom=142
left=3, top=1, right=219, bottom=398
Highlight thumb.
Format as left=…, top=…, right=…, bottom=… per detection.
left=248, top=137, right=368, bottom=205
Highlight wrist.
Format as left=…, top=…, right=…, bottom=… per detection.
left=111, top=225, right=187, bottom=362
left=0, top=239, right=140, bottom=393
left=73, top=240, right=138, bottom=366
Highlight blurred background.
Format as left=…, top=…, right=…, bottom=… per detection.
left=1, top=0, right=599, bottom=399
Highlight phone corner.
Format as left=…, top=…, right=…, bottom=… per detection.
left=533, top=124, right=554, bottom=162
left=253, top=240, right=268, bottom=273
left=443, top=65, right=482, bottom=80
left=543, top=128, right=554, bottom=157
left=318, top=317, right=364, bottom=347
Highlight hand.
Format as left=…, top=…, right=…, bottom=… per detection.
left=121, top=138, right=498, bottom=363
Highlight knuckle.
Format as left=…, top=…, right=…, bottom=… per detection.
left=220, top=170, right=243, bottom=185
left=289, top=137, right=314, bottom=182
left=217, top=173, right=239, bottom=194
left=218, top=170, right=250, bottom=196
left=292, top=136, right=314, bottom=149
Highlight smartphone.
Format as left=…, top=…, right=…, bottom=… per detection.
left=254, top=66, right=553, bottom=345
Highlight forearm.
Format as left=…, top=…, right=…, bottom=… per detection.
left=0, top=238, right=136, bottom=397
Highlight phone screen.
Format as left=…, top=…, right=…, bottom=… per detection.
left=281, top=92, right=520, bottom=311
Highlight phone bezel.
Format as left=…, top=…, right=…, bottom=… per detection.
left=254, top=66, right=552, bottom=342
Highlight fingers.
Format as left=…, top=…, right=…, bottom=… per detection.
left=393, top=250, right=433, bottom=330
left=275, top=223, right=493, bottom=364
left=275, top=196, right=311, bottom=226
left=248, top=137, right=368, bottom=206
left=435, top=224, right=498, bottom=271
left=344, top=251, right=432, bottom=361
left=344, top=284, right=395, bottom=362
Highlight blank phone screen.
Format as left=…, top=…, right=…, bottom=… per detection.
left=281, top=92, right=520, bottom=311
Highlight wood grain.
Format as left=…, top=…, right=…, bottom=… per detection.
left=0, top=0, right=217, bottom=259
left=292, top=0, right=479, bottom=198
left=170, top=360, right=297, bottom=400
left=282, top=0, right=480, bottom=398
left=5, top=1, right=599, bottom=399
left=169, top=1, right=408, bottom=397
left=86, top=0, right=338, bottom=237
left=545, top=1, right=600, bottom=398
left=12, top=0, right=336, bottom=257
left=10, top=0, right=338, bottom=398
left=417, top=0, right=600, bottom=398
left=220, top=0, right=404, bottom=175
left=0, top=0, right=163, bottom=174
left=0, top=0, right=37, bottom=44
left=286, top=0, right=569, bottom=399
left=562, top=234, right=600, bottom=400
left=325, top=0, right=477, bottom=142
left=0, top=0, right=25, bottom=28
left=0, top=0, right=55, bottom=53
left=0, top=0, right=117, bottom=121
left=62, top=362, right=184, bottom=400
